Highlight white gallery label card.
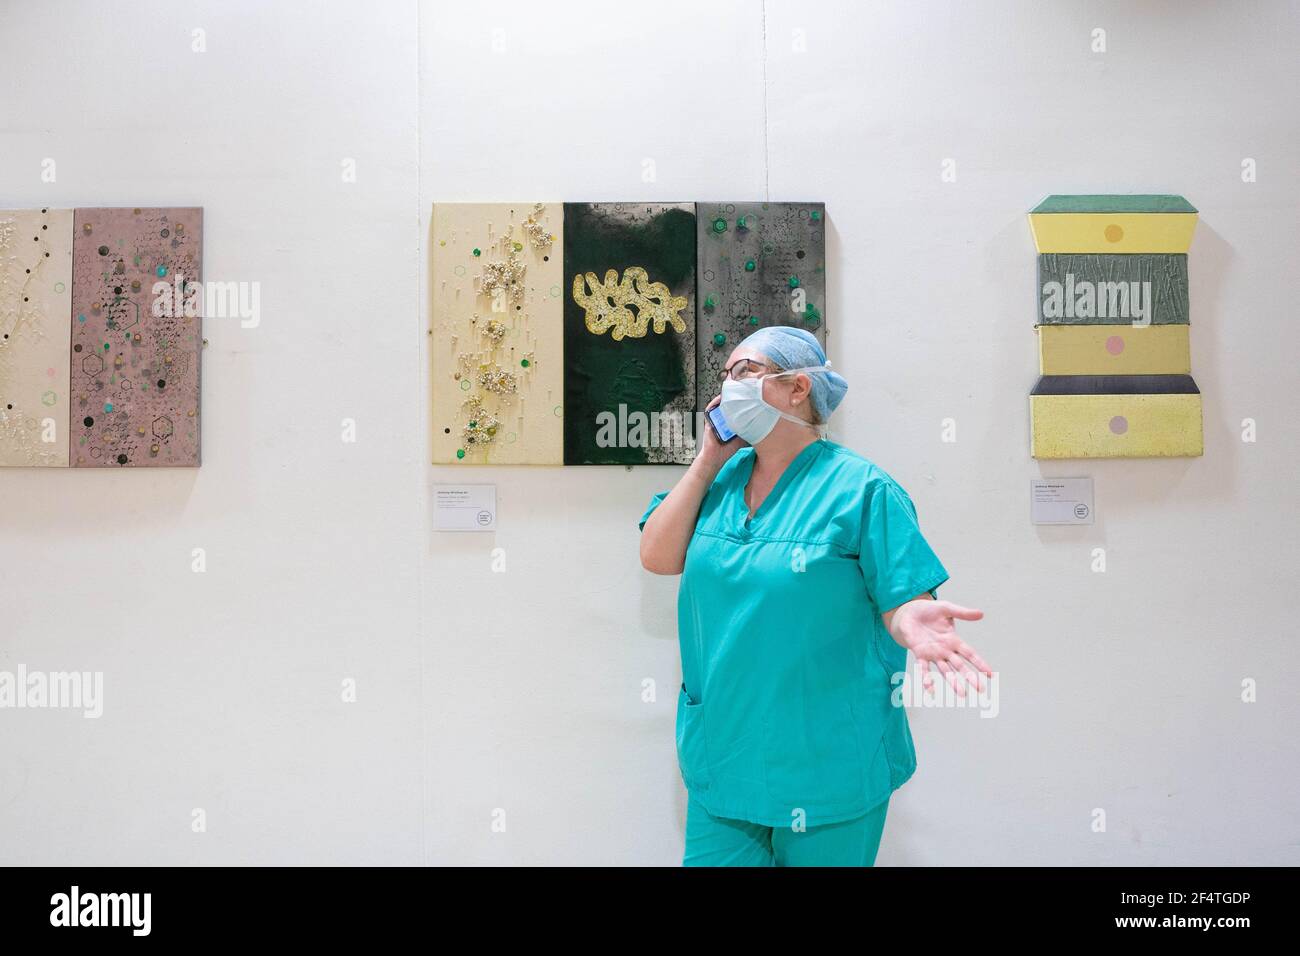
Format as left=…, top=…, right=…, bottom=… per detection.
left=433, top=484, right=497, bottom=532
left=1030, top=477, right=1093, bottom=525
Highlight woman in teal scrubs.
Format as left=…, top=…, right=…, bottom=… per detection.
left=639, top=326, right=992, bottom=867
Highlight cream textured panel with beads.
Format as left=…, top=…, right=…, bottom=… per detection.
left=0, top=208, right=73, bottom=467
left=431, top=203, right=564, bottom=465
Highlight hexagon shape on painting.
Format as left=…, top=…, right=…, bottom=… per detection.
left=105, top=297, right=139, bottom=332
left=152, top=416, right=173, bottom=439
left=82, top=353, right=105, bottom=376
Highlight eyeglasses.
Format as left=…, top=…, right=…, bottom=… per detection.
left=719, top=358, right=779, bottom=382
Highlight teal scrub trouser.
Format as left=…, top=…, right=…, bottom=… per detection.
left=683, top=792, right=891, bottom=867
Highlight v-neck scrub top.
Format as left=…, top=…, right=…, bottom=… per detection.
left=639, top=438, right=950, bottom=828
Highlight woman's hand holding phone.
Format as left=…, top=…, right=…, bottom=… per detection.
left=698, top=395, right=746, bottom=471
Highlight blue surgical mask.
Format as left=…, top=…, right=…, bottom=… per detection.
left=718, top=365, right=826, bottom=445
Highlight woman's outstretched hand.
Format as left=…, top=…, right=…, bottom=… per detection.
left=886, top=599, right=991, bottom=697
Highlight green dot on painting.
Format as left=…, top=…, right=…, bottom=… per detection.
left=472, top=248, right=481, bottom=257
left=749, top=315, right=760, bottom=326
left=810, top=209, right=821, bottom=221
left=788, top=276, right=800, bottom=289
left=156, top=266, right=167, bottom=278
left=744, top=260, right=755, bottom=272
left=712, top=333, right=726, bottom=346
left=103, top=342, right=110, bottom=351
left=456, top=448, right=465, bottom=459
left=104, top=403, right=113, bottom=412
left=469, top=420, right=477, bottom=428
left=77, top=314, right=86, bottom=323
left=520, top=358, right=530, bottom=367
left=712, top=218, right=727, bottom=233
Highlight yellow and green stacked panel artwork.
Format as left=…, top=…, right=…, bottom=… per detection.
left=1028, top=195, right=1202, bottom=458
left=431, top=203, right=565, bottom=464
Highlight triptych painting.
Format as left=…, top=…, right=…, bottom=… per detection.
left=0, top=207, right=203, bottom=467
left=431, top=201, right=827, bottom=465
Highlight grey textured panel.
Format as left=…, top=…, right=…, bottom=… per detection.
left=696, top=202, right=826, bottom=407
left=1037, top=254, right=1188, bottom=325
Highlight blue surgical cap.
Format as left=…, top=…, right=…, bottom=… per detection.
left=738, top=325, right=848, bottom=419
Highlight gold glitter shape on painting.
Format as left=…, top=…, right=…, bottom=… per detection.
left=571, top=266, right=688, bottom=340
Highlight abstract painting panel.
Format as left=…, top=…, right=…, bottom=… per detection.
left=1037, top=325, right=1190, bottom=376
left=70, top=208, right=202, bottom=467
left=563, top=203, right=696, bottom=465
left=695, top=202, right=825, bottom=409
left=1037, top=254, right=1188, bottom=325
left=0, top=208, right=73, bottom=466
left=1028, top=195, right=1198, bottom=254
left=1030, top=375, right=1203, bottom=458
left=431, top=203, right=564, bottom=465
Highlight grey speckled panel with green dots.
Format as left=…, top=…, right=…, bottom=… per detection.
left=695, top=202, right=826, bottom=408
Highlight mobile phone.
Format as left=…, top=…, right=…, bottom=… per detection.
left=707, top=405, right=737, bottom=443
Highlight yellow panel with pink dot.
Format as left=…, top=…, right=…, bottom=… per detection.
left=1029, top=376, right=1203, bottom=459
left=1037, top=324, right=1190, bottom=375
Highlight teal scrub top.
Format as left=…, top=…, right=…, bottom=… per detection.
left=639, top=438, right=949, bottom=828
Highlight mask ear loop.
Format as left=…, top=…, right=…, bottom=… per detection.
left=764, top=365, right=831, bottom=437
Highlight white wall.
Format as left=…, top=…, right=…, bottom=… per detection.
left=2, top=0, right=1297, bottom=866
